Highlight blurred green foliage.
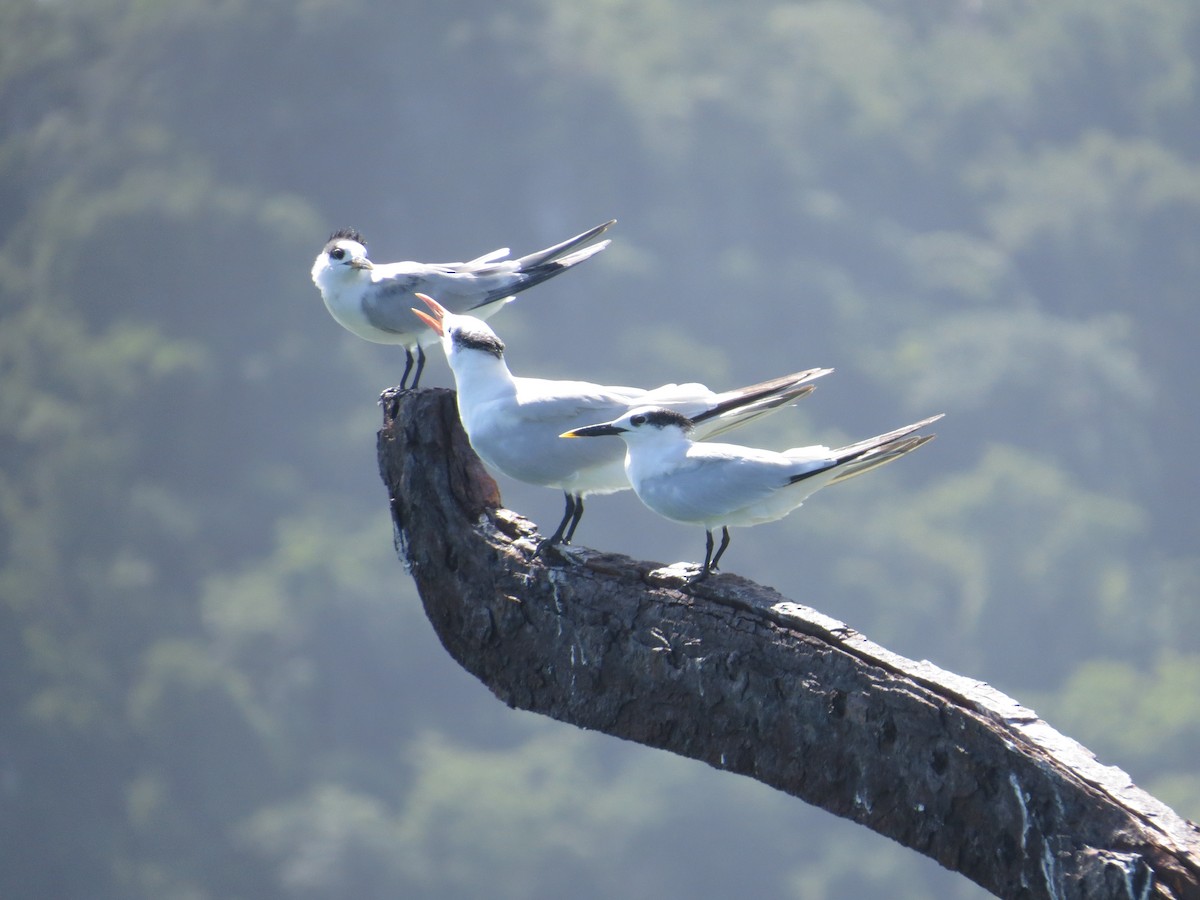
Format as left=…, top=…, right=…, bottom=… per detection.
left=1, top=0, right=1197, bottom=897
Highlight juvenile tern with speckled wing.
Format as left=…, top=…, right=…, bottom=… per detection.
left=563, top=408, right=944, bottom=581
left=311, top=219, right=615, bottom=388
left=412, top=293, right=832, bottom=550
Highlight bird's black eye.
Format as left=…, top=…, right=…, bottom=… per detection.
left=330, top=247, right=346, bottom=261
left=631, top=414, right=646, bottom=426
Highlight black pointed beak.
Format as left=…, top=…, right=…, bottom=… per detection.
left=561, top=423, right=626, bottom=438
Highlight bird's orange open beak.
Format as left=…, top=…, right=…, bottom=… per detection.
left=411, top=292, right=446, bottom=337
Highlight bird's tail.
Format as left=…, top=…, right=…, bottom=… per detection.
left=693, top=367, right=834, bottom=439
left=792, top=414, right=944, bottom=486
left=827, top=433, right=938, bottom=484
left=512, top=219, right=616, bottom=270
left=468, top=220, right=615, bottom=311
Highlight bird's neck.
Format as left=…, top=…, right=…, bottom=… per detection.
left=314, top=267, right=365, bottom=307
left=449, top=352, right=517, bottom=403
left=624, top=432, right=692, bottom=475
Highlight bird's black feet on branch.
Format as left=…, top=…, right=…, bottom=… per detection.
left=536, top=492, right=585, bottom=557
left=688, top=527, right=732, bottom=584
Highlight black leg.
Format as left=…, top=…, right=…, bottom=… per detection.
left=690, top=529, right=715, bottom=582
left=399, top=348, right=415, bottom=390
left=562, top=494, right=585, bottom=544
left=538, top=493, right=577, bottom=554
left=409, top=344, right=427, bottom=389
left=690, top=527, right=730, bottom=583
left=709, top=527, right=732, bottom=571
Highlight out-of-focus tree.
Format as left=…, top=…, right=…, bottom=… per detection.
left=1, top=0, right=1198, bottom=897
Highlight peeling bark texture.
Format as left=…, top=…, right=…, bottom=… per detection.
left=377, top=387, right=1200, bottom=900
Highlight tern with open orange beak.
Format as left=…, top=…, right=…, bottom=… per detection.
left=410, top=292, right=832, bottom=551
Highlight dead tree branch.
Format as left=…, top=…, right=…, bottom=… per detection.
left=376, top=387, right=1200, bottom=900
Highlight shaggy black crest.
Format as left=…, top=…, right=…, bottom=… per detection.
left=327, top=227, right=367, bottom=246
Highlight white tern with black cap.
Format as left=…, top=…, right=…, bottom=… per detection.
left=412, top=293, right=833, bottom=550
left=563, top=406, right=944, bottom=580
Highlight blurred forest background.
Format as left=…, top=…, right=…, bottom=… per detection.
left=2, top=0, right=1198, bottom=897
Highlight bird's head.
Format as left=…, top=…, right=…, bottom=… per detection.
left=412, top=293, right=505, bottom=362
left=562, top=407, right=694, bottom=441
left=314, top=228, right=374, bottom=283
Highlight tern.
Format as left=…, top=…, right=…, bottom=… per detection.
left=312, top=219, right=615, bottom=388
left=412, top=293, right=833, bottom=550
left=563, top=408, right=944, bottom=581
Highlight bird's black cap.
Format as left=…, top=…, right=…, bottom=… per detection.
left=633, top=409, right=694, bottom=430
left=327, top=227, right=367, bottom=246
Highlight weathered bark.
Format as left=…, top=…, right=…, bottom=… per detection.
left=377, top=387, right=1200, bottom=900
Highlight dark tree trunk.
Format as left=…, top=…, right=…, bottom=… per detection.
left=376, top=387, right=1200, bottom=900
